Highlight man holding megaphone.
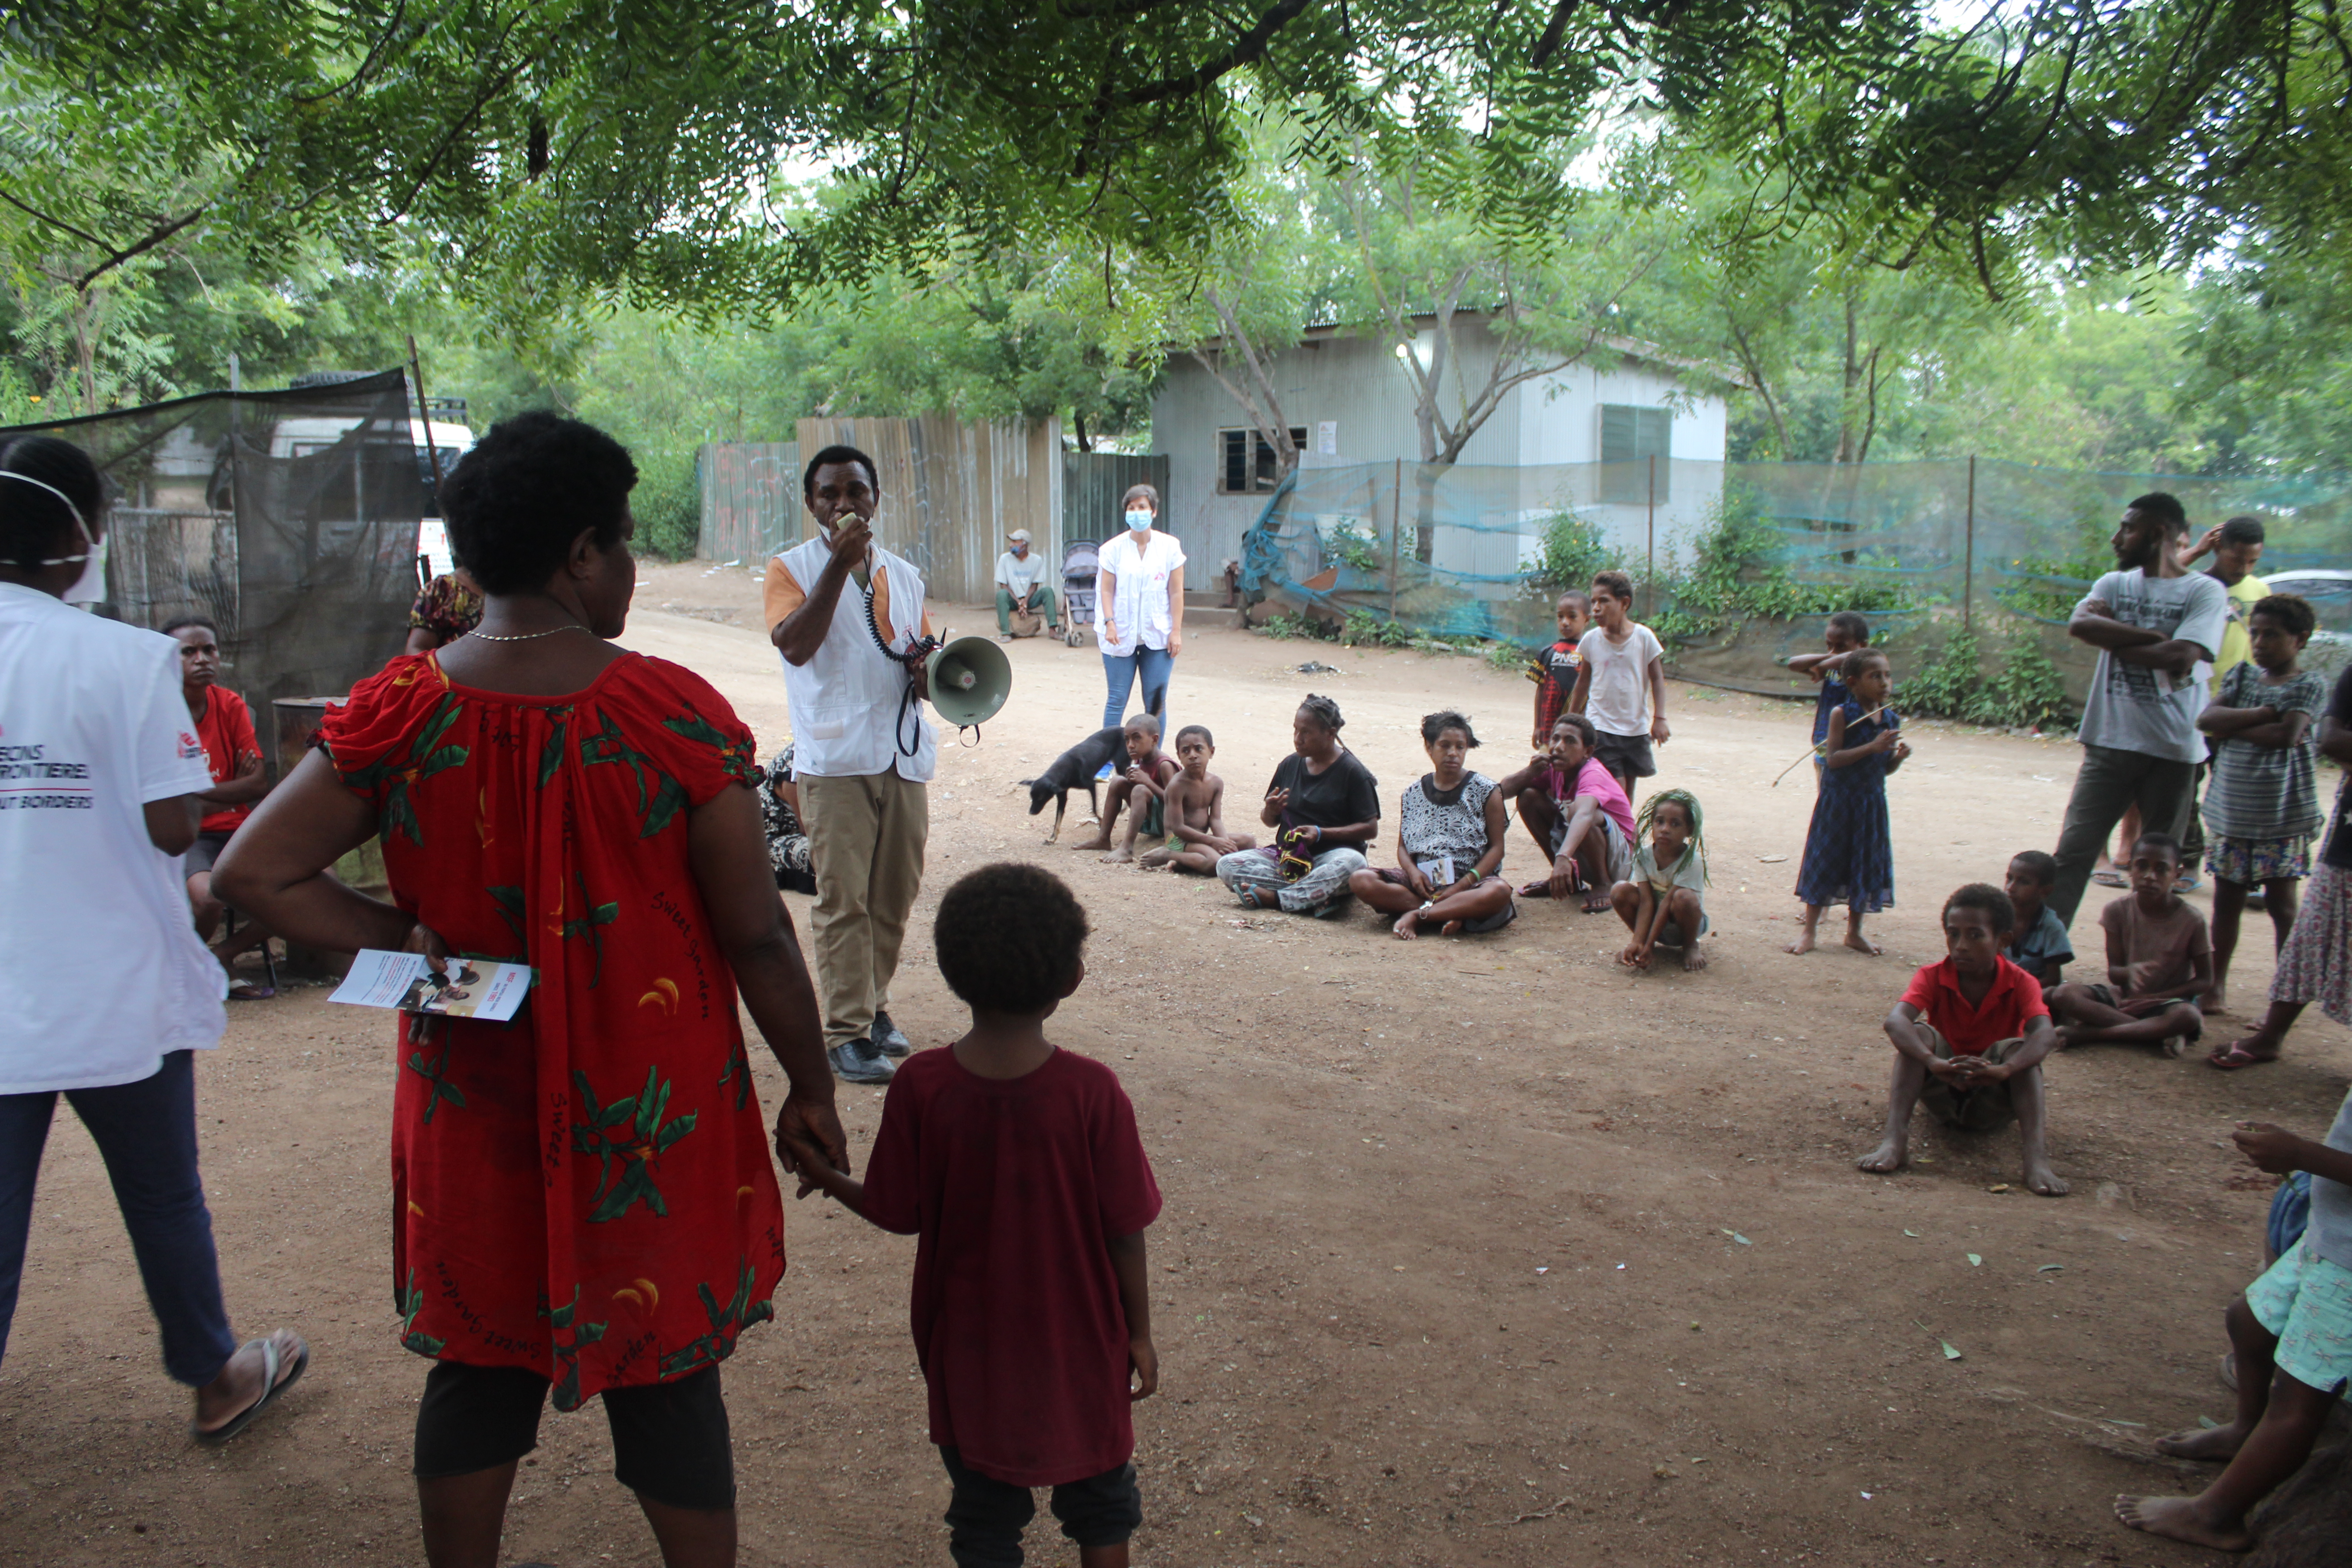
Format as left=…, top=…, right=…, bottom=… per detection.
left=764, top=445, right=941, bottom=1086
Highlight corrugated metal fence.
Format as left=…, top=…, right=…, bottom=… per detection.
left=1063, top=452, right=1170, bottom=544
left=697, top=417, right=1061, bottom=604
left=697, top=441, right=802, bottom=565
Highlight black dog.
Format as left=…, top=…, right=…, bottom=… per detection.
left=1019, top=726, right=1128, bottom=843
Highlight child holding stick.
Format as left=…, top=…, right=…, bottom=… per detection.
left=1787, top=648, right=1908, bottom=955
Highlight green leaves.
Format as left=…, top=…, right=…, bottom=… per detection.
left=570, top=1065, right=699, bottom=1224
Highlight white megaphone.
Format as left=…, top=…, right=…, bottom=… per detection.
left=923, top=635, right=1012, bottom=729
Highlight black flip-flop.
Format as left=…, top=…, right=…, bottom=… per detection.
left=191, top=1333, right=309, bottom=1444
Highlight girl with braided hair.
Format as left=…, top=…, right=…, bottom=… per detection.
left=1611, top=788, right=1711, bottom=971
left=1215, top=694, right=1380, bottom=916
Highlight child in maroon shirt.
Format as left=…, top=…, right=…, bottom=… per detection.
left=787, top=862, right=1160, bottom=1567
left=1528, top=589, right=1589, bottom=746
left=1857, top=883, right=2067, bottom=1196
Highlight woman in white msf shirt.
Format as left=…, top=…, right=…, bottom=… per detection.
left=1095, top=482, right=1186, bottom=737
left=0, top=433, right=305, bottom=1441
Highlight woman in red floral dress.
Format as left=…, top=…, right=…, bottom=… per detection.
left=219, top=413, right=843, bottom=1568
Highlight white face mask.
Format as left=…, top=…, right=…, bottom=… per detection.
left=61, top=523, right=107, bottom=606
left=2, top=470, right=105, bottom=604
left=1124, top=509, right=1152, bottom=533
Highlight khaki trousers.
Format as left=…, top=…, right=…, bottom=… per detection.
left=799, top=770, right=929, bottom=1049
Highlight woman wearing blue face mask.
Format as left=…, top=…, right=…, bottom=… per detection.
left=1096, top=483, right=1185, bottom=733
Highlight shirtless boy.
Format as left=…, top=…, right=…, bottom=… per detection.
left=1080, top=714, right=1181, bottom=863
left=2047, top=832, right=2211, bottom=1054
left=1142, top=725, right=1255, bottom=873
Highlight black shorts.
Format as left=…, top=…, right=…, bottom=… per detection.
left=183, top=829, right=235, bottom=878
left=940, top=1445, right=1141, bottom=1568
left=412, top=1360, right=735, bottom=1511
left=1591, top=729, right=1656, bottom=781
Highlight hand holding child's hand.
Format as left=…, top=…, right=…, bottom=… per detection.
left=1127, top=1335, right=1160, bottom=1401
left=2234, top=1122, right=2311, bottom=1174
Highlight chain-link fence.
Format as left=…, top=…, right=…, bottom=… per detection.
left=2, top=372, right=427, bottom=715
left=1240, top=457, right=2352, bottom=704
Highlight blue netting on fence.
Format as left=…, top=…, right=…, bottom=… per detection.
left=1237, top=457, right=2352, bottom=694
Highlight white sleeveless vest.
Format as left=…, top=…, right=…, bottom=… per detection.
left=774, top=535, right=937, bottom=782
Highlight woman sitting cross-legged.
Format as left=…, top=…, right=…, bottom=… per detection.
left=1216, top=694, right=1380, bottom=917
left=1348, top=709, right=1515, bottom=939
left=215, top=412, right=847, bottom=1568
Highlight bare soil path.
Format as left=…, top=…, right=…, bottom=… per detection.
left=4, top=559, right=2344, bottom=1567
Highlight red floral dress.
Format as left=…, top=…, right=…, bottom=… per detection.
left=320, top=651, right=784, bottom=1409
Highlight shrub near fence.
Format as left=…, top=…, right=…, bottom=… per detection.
left=1239, top=457, right=2352, bottom=730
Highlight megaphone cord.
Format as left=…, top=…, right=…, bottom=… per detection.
left=863, top=578, right=941, bottom=759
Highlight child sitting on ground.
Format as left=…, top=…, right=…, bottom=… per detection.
left=1529, top=589, right=1590, bottom=748
left=1347, top=710, right=1516, bottom=938
left=2114, top=1088, right=2352, bottom=1553
left=784, top=863, right=1161, bottom=1568
left=1497, top=712, right=1636, bottom=915
left=2002, top=849, right=2073, bottom=989
left=1857, top=883, right=2067, bottom=1196
left=1611, top=789, right=1710, bottom=972
left=1078, top=714, right=1180, bottom=863
left=1784, top=611, right=1870, bottom=776
left=2048, top=832, right=2211, bottom=1054
left=1142, top=725, right=1254, bottom=873
left=2195, top=593, right=2327, bottom=1012
left=1788, top=647, right=1908, bottom=956
left=1568, top=569, right=1670, bottom=795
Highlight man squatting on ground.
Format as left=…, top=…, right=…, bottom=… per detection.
left=767, top=444, right=936, bottom=1086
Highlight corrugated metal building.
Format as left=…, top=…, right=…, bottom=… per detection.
left=1151, top=314, right=1736, bottom=582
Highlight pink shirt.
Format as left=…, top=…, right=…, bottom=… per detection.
left=1552, top=758, right=1635, bottom=843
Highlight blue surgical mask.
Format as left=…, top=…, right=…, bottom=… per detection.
left=1125, top=509, right=1152, bottom=533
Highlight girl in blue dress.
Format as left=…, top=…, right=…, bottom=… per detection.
left=1788, top=648, right=1908, bottom=955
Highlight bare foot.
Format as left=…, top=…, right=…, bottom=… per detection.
left=1784, top=931, right=1818, bottom=955
left=1842, top=928, right=1882, bottom=956
left=1073, top=834, right=1112, bottom=852
left=1580, top=886, right=1611, bottom=914
left=1856, top=1140, right=1906, bottom=1175
left=2202, top=988, right=2228, bottom=1015
left=1392, top=910, right=1422, bottom=940
left=1101, top=845, right=1134, bottom=864
left=2024, top=1159, right=2069, bottom=1197
left=2112, top=1494, right=2251, bottom=1552
left=1138, top=845, right=1175, bottom=868
left=2154, top=1421, right=2249, bottom=1462
left=1681, top=943, right=1707, bottom=972
left=1439, top=919, right=1465, bottom=936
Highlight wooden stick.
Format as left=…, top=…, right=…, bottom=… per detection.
left=1770, top=703, right=1894, bottom=786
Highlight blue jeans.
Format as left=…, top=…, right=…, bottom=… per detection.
left=1102, top=646, right=1174, bottom=733
left=0, top=1050, right=236, bottom=1386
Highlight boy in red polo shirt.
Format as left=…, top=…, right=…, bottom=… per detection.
left=1857, top=883, right=2067, bottom=1196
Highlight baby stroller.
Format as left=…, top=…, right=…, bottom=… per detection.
left=1059, top=539, right=1099, bottom=648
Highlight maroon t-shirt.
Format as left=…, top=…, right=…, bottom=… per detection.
left=861, top=1045, right=1162, bottom=1486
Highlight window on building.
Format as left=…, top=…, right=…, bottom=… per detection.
left=1598, top=405, right=1672, bottom=503
left=1219, top=427, right=1308, bottom=494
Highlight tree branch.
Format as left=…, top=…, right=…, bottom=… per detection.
left=1530, top=0, right=1578, bottom=68
left=71, top=202, right=211, bottom=291
left=1111, top=0, right=1317, bottom=108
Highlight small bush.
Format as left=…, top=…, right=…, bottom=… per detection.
left=1897, top=622, right=2074, bottom=730
left=1324, top=524, right=1383, bottom=574
left=632, top=447, right=701, bottom=561
left=1521, top=508, right=1619, bottom=600
left=1339, top=608, right=1412, bottom=648
left=1259, top=611, right=1335, bottom=642
left=1647, top=485, right=1914, bottom=643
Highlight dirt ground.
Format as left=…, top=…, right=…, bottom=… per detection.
left=5, top=557, right=2348, bottom=1568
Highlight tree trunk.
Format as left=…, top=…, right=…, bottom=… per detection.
left=1073, top=411, right=1091, bottom=453
left=1831, top=289, right=1862, bottom=464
